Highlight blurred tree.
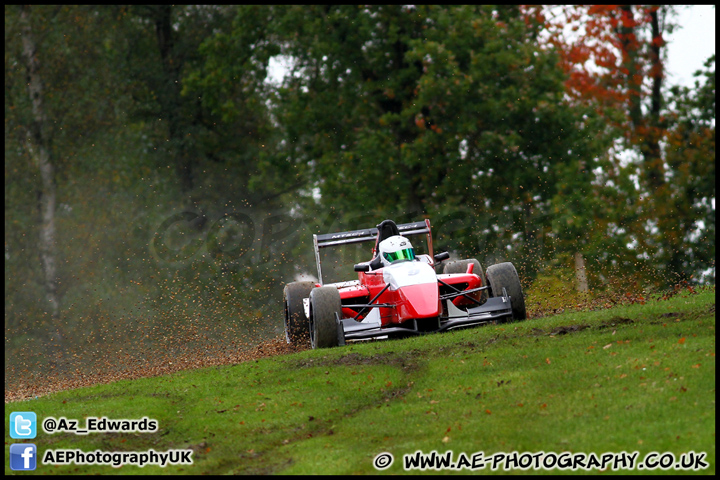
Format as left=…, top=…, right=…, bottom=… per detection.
left=542, top=5, right=715, bottom=287
left=118, top=5, right=288, bottom=210
left=247, top=5, right=610, bottom=282
left=16, top=5, right=63, bottom=359
left=120, top=5, right=230, bottom=195
left=6, top=5, right=144, bottom=371
left=659, top=56, right=715, bottom=283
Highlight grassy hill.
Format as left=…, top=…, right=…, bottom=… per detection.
left=5, top=288, right=715, bottom=475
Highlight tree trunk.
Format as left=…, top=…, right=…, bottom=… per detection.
left=617, top=5, right=665, bottom=191
left=644, top=6, right=665, bottom=191
left=20, top=5, right=64, bottom=363
left=152, top=5, right=194, bottom=192
left=574, top=251, right=589, bottom=293
left=617, top=5, right=642, bottom=130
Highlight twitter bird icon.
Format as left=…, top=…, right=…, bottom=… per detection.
left=10, top=412, right=37, bottom=439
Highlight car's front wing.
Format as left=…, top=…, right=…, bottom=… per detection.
left=336, top=289, right=514, bottom=344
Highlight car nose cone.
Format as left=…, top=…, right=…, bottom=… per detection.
left=396, top=283, right=440, bottom=319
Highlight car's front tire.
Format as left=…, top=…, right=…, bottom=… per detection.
left=309, top=287, right=342, bottom=349
left=284, top=281, right=315, bottom=345
left=485, top=262, right=527, bottom=322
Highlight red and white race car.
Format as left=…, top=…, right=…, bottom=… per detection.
left=284, top=219, right=526, bottom=349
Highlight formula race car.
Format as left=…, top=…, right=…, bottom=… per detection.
left=284, top=219, right=526, bottom=348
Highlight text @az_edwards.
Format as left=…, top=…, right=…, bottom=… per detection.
left=42, top=416, right=157, bottom=435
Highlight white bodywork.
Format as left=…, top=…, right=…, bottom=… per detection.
left=382, top=261, right=437, bottom=291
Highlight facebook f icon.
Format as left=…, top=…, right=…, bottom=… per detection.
left=10, top=444, right=37, bottom=471
left=10, top=412, right=37, bottom=439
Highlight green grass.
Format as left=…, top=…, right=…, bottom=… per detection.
left=5, top=288, right=715, bottom=475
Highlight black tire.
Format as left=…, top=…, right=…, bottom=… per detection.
left=284, top=281, right=315, bottom=345
left=485, top=262, right=526, bottom=322
left=443, top=258, right=488, bottom=304
left=309, top=287, right=342, bottom=349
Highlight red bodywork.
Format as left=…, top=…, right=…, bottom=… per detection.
left=320, top=269, right=483, bottom=327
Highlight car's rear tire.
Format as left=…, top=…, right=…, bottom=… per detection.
left=284, top=281, right=315, bottom=345
left=309, top=287, right=342, bottom=349
left=443, top=258, right=488, bottom=304
left=485, top=262, right=526, bottom=322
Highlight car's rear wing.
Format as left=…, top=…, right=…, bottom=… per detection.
left=313, top=219, right=433, bottom=284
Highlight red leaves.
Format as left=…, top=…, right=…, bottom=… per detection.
left=618, top=6, right=640, bottom=30
left=587, top=5, right=619, bottom=16
left=537, top=4, right=668, bottom=134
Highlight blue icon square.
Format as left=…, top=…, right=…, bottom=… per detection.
left=10, top=412, right=37, bottom=439
left=10, top=443, right=37, bottom=471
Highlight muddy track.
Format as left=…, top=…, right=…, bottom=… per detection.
left=5, top=336, right=308, bottom=404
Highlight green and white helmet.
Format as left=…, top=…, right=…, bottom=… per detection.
left=378, top=235, right=416, bottom=267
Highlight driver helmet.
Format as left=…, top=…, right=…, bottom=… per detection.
left=378, top=235, right=416, bottom=267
